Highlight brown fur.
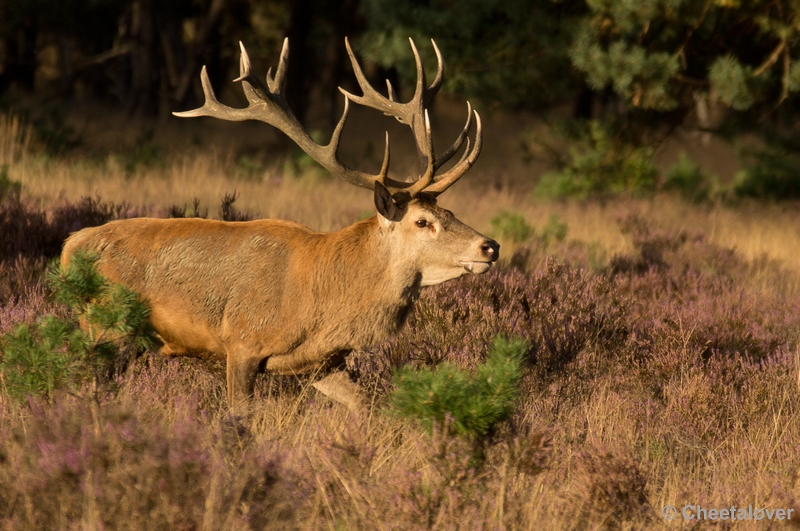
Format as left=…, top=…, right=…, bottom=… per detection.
left=61, top=195, right=498, bottom=410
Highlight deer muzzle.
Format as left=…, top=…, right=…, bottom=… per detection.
left=459, top=238, right=500, bottom=274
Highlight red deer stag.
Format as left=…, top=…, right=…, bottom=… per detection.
left=61, top=38, right=499, bottom=412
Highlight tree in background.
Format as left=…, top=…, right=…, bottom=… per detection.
left=0, top=0, right=367, bottom=125
left=356, top=0, right=586, bottom=110
left=4, top=0, right=800, bottom=122
left=558, top=0, right=800, bottom=199
left=570, top=0, right=800, bottom=122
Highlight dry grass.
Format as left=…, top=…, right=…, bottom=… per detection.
left=0, top=113, right=32, bottom=167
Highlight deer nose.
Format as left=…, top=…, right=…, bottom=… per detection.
left=481, top=239, right=500, bottom=262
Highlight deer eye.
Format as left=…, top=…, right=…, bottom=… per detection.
left=415, top=219, right=428, bottom=228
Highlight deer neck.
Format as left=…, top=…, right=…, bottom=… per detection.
left=333, top=217, right=423, bottom=314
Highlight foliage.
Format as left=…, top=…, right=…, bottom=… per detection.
left=490, top=212, right=567, bottom=250
left=31, top=110, right=82, bottom=154
left=121, top=128, right=164, bottom=174
left=0, top=194, right=130, bottom=304
left=490, top=211, right=532, bottom=245
left=539, top=213, right=569, bottom=246
left=0, top=164, right=21, bottom=203
left=168, top=197, right=208, bottom=219
left=709, top=54, right=755, bottom=111
left=662, top=153, right=712, bottom=202
left=570, top=0, right=800, bottom=115
left=571, top=28, right=679, bottom=111
left=0, top=316, right=83, bottom=399
left=167, top=193, right=252, bottom=221
left=218, top=191, right=252, bottom=222
left=4, top=0, right=800, bottom=139
left=570, top=447, right=651, bottom=528
left=389, top=335, right=528, bottom=439
left=351, top=256, right=629, bottom=394
left=0, top=251, right=156, bottom=400
left=357, top=0, right=585, bottom=109
left=734, top=144, right=800, bottom=200
left=0, top=195, right=121, bottom=264
left=535, top=121, right=657, bottom=199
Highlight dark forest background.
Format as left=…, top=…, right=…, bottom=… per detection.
left=4, top=0, right=800, bottom=198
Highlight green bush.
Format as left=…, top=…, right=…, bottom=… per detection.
left=540, top=213, right=568, bottom=246
left=122, top=128, right=164, bottom=174
left=662, top=153, right=711, bottom=203
left=0, top=251, right=156, bottom=400
left=1, top=316, right=84, bottom=399
left=535, top=121, right=657, bottom=199
left=0, top=164, right=22, bottom=203
left=491, top=211, right=533, bottom=245
left=389, top=335, right=528, bottom=439
left=735, top=147, right=800, bottom=200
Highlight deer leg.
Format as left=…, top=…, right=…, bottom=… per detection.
left=226, top=348, right=261, bottom=414
left=311, top=370, right=363, bottom=412
left=265, top=348, right=363, bottom=411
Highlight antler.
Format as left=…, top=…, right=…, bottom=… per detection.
left=340, top=37, right=481, bottom=197
left=174, top=38, right=481, bottom=200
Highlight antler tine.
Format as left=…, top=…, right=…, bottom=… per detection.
left=405, top=110, right=436, bottom=197
left=174, top=66, right=252, bottom=120
left=424, top=110, right=483, bottom=196
left=408, top=38, right=427, bottom=107
left=327, top=97, right=394, bottom=191
left=378, top=131, right=391, bottom=183
left=386, top=79, right=398, bottom=103
left=426, top=39, right=444, bottom=103
left=175, top=38, right=480, bottom=201
left=340, top=38, right=408, bottom=122
left=434, top=101, right=473, bottom=171
left=234, top=42, right=273, bottom=105
left=328, top=96, right=350, bottom=149
left=340, top=37, right=451, bottom=199
left=266, top=38, right=289, bottom=94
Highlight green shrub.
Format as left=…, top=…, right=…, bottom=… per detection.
left=490, top=211, right=567, bottom=249
left=122, top=128, right=164, bottom=174
left=0, top=251, right=156, bottom=400
left=389, top=335, right=528, bottom=439
left=662, top=153, right=711, bottom=203
left=735, top=147, right=800, bottom=200
left=0, top=164, right=21, bottom=203
left=1, top=316, right=84, bottom=399
left=540, top=213, right=568, bottom=246
left=491, top=211, right=533, bottom=245
left=535, top=121, right=657, bottom=199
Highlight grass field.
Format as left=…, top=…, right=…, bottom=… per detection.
left=2, top=110, right=800, bottom=529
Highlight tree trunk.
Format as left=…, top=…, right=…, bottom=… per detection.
left=286, top=0, right=314, bottom=125
left=127, top=0, right=159, bottom=115
left=0, top=15, right=38, bottom=94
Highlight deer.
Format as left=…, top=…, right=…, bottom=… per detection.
left=60, top=37, right=499, bottom=412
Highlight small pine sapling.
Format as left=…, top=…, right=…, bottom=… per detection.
left=0, top=250, right=156, bottom=401
left=389, top=335, right=529, bottom=439
left=0, top=316, right=84, bottom=399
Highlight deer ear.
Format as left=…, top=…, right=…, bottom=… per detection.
left=374, top=182, right=400, bottom=225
